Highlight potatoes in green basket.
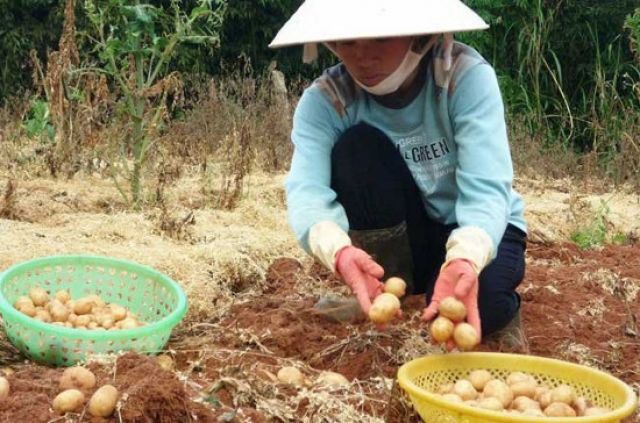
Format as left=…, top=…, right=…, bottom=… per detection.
left=13, top=286, right=146, bottom=330
left=89, top=384, right=119, bottom=417
left=53, top=389, right=85, bottom=414
left=29, top=287, right=49, bottom=307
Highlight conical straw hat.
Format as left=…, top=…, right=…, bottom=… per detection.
left=269, top=0, right=488, bottom=48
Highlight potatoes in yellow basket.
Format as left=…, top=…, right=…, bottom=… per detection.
left=483, top=379, right=514, bottom=408
left=468, top=369, right=492, bottom=391
left=368, top=293, right=401, bottom=324
left=544, top=401, right=577, bottom=417
left=452, top=379, right=478, bottom=401
left=550, top=384, right=576, bottom=405
left=383, top=277, right=406, bottom=298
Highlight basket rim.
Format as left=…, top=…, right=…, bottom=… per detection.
left=0, top=254, right=188, bottom=342
left=397, top=352, right=639, bottom=422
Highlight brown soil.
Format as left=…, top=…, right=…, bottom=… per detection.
left=0, top=242, right=638, bottom=422
left=0, top=352, right=217, bottom=423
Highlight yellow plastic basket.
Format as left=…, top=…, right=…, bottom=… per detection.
left=397, top=352, right=638, bottom=423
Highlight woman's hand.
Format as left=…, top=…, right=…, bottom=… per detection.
left=421, top=259, right=481, bottom=349
left=335, top=246, right=385, bottom=314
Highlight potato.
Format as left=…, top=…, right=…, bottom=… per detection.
left=437, top=383, right=454, bottom=395
left=476, top=397, right=504, bottom=411
left=59, top=366, right=96, bottom=390
left=453, top=379, right=477, bottom=401
left=75, top=315, right=91, bottom=327
left=430, top=316, right=454, bottom=343
left=277, top=366, right=304, bottom=386
left=50, top=302, right=70, bottom=323
left=88, top=322, right=99, bottom=329
left=74, top=298, right=94, bottom=315
left=368, top=293, right=401, bottom=324
left=483, top=379, right=514, bottom=408
left=0, top=377, right=9, bottom=399
left=441, top=393, right=463, bottom=403
left=550, top=384, right=576, bottom=405
left=55, top=290, right=71, bottom=304
left=14, top=296, right=34, bottom=309
left=522, top=408, right=544, bottom=416
left=87, top=294, right=106, bottom=308
left=156, top=354, right=175, bottom=371
left=34, top=309, right=52, bottom=322
left=506, top=371, right=532, bottom=386
left=573, top=396, right=589, bottom=416
left=468, top=369, right=492, bottom=391
left=29, top=287, right=49, bottom=306
left=535, top=388, right=552, bottom=408
left=99, top=316, right=115, bottom=329
left=510, top=380, right=537, bottom=398
left=439, top=296, right=466, bottom=322
left=316, top=371, right=350, bottom=387
left=584, top=407, right=610, bottom=416
left=544, top=401, right=577, bottom=417
left=67, top=313, right=78, bottom=324
left=453, top=323, right=479, bottom=351
left=17, top=302, right=37, bottom=317
left=383, top=277, right=406, bottom=298
left=108, top=304, right=127, bottom=321
left=119, top=318, right=139, bottom=329
left=512, top=396, right=541, bottom=412
left=53, top=389, right=85, bottom=414
left=88, top=384, right=119, bottom=417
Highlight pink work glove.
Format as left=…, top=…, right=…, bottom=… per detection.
left=421, top=259, right=481, bottom=349
left=335, top=246, right=385, bottom=314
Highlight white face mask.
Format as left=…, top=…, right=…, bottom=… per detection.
left=324, top=34, right=449, bottom=96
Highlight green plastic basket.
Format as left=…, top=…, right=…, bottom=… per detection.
left=0, top=255, right=188, bottom=366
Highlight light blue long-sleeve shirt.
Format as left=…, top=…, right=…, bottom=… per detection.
left=286, top=41, right=527, bottom=256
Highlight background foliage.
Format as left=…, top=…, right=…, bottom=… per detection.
left=1, top=0, right=639, bottom=185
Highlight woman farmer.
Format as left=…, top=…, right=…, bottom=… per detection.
left=269, top=0, right=528, bottom=349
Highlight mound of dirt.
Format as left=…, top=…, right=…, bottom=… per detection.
left=0, top=352, right=216, bottom=423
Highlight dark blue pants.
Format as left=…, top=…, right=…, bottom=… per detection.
left=330, top=123, right=527, bottom=336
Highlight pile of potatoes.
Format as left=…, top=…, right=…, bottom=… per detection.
left=429, top=296, right=479, bottom=351
left=437, top=370, right=611, bottom=417
left=368, top=277, right=406, bottom=324
left=0, top=367, right=119, bottom=417
left=13, top=286, right=145, bottom=330
left=53, top=367, right=120, bottom=417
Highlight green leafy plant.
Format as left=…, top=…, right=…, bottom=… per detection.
left=23, top=98, right=55, bottom=141
left=570, top=201, right=620, bottom=250
left=82, top=0, right=226, bottom=208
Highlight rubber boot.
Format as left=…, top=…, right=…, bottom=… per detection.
left=349, top=221, right=415, bottom=295
left=484, top=309, right=529, bottom=352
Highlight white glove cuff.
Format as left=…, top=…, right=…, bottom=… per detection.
left=443, top=226, right=494, bottom=274
left=308, top=220, right=352, bottom=273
